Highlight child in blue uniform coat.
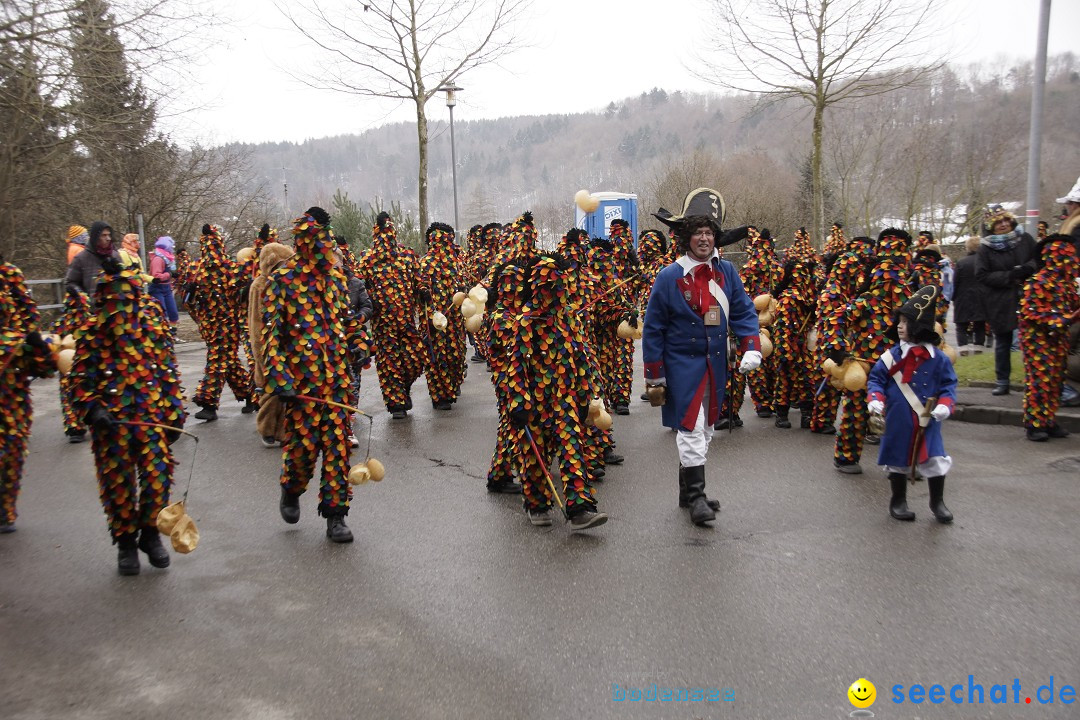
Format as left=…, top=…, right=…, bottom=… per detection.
left=866, top=285, right=958, bottom=523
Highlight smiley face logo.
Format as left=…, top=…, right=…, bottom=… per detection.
left=848, top=678, right=876, bottom=708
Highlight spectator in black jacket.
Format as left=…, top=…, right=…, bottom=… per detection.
left=975, top=208, right=1037, bottom=395
left=952, top=236, right=987, bottom=353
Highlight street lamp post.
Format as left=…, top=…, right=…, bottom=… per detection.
left=441, top=82, right=463, bottom=241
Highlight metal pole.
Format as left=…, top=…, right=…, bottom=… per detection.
left=1025, top=0, right=1051, bottom=232
left=136, top=213, right=147, bottom=269
left=449, top=103, right=460, bottom=239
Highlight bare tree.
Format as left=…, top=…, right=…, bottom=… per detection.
left=280, top=0, right=528, bottom=231
left=697, top=0, right=948, bottom=246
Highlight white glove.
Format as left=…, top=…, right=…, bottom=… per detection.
left=738, top=350, right=762, bottom=374
left=930, top=404, right=951, bottom=422
left=867, top=399, right=885, bottom=415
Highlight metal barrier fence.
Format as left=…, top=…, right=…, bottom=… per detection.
left=26, top=278, right=65, bottom=311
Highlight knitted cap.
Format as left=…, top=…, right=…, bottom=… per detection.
left=67, top=225, right=88, bottom=241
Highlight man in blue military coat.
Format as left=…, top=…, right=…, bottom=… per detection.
left=642, top=198, right=761, bottom=527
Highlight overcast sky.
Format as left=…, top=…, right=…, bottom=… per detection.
left=167, top=0, right=1080, bottom=145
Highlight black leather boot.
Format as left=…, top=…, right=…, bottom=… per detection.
left=116, top=532, right=140, bottom=576
left=240, top=398, right=258, bottom=414
left=678, top=466, right=720, bottom=511
left=137, top=527, right=171, bottom=568
left=774, top=409, right=791, bottom=429
left=927, top=475, right=953, bottom=523
left=325, top=514, right=354, bottom=543
left=683, top=465, right=716, bottom=526
left=888, top=472, right=916, bottom=521
left=194, top=405, right=218, bottom=421
left=279, top=486, right=300, bottom=524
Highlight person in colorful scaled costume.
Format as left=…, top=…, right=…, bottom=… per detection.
left=69, top=256, right=185, bottom=573
left=51, top=288, right=92, bottom=442
left=769, top=259, right=818, bottom=429
left=188, top=224, right=253, bottom=421
left=833, top=229, right=913, bottom=475
left=263, top=207, right=364, bottom=543
left=600, top=219, right=639, bottom=416
left=419, top=222, right=468, bottom=410
left=808, top=235, right=873, bottom=435
left=642, top=214, right=761, bottom=527
left=354, top=212, right=429, bottom=419
left=588, top=235, right=637, bottom=420
left=866, top=284, right=958, bottom=523
left=468, top=223, right=501, bottom=364
left=1018, top=234, right=1079, bottom=442
left=506, top=254, right=609, bottom=531
left=739, top=228, right=783, bottom=418
left=558, top=227, right=625, bottom=472
left=484, top=258, right=529, bottom=495
left=0, top=257, right=56, bottom=534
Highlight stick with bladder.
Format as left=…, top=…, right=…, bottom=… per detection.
left=117, top=420, right=200, bottom=501
left=294, top=393, right=375, bottom=459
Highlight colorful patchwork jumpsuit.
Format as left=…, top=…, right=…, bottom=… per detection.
left=419, top=222, right=468, bottom=409
left=809, top=236, right=873, bottom=432
left=0, top=261, right=56, bottom=532
left=190, top=224, right=251, bottom=414
left=739, top=228, right=783, bottom=415
left=1019, top=235, right=1080, bottom=436
left=588, top=238, right=636, bottom=413
left=486, top=258, right=532, bottom=491
left=69, top=262, right=185, bottom=559
left=52, top=288, right=92, bottom=439
left=507, top=255, right=602, bottom=519
left=354, top=213, right=428, bottom=416
left=770, top=259, right=818, bottom=428
left=834, top=230, right=912, bottom=469
left=263, top=209, right=364, bottom=522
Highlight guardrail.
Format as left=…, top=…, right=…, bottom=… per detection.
left=25, top=278, right=65, bottom=311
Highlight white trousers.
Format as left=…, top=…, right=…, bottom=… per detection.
left=676, top=393, right=713, bottom=468
left=885, top=455, right=953, bottom=477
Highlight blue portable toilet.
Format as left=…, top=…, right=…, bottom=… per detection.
left=575, top=192, right=638, bottom=244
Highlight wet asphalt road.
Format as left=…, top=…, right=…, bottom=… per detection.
left=3, top=341, right=1079, bottom=720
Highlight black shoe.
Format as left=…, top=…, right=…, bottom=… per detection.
left=1026, top=427, right=1049, bottom=442
left=569, top=510, right=608, bottom=532
left=138, top=527, right=171, bottom=568
left=756, top=408, right=774, bottom=418
left=811, top=424, right=836, bottom=435
left=640, top=392, right=650, bottom=401
left=241, top=399, right=258, bottom=414
left=1047, top=423, right=1070, bottom=439
left=404, top=394, right=413, bottom=412
left=117, top=533, right=141, bottom=575
left=888, top=472, right=916, bottom=521
left=927, top=475, right=953, bottom=524
left=279, top=486, right=300, bottom=524
left=1061, top=385, right=1080, bottom=407
left=732, top=414, right=743, bottom=428
left=486, top=479, right=523, bottom=494
left=591, top=466, right=606, bottom=481
left=714, top=417, right=731, bottom=431
left=991, top=384, right=1010, bottom=396
left=863, top=433, right=881, bottom=445
left=66, top=429, right=86, bottom=443
left=775, top=414, right=791, bottom=429
left=326, top=515, right=354, bottom=543
left=261, top=435, right=279, bottom=448
left=614, top=404, right=630, bottom=416
left=833, top=460, right=863, bottom=475
left=603, top=450, right=624, bottom=465
left=0, top=522, right=16, bottom=534
left=800, top=415, right=811, bottom=429
left=470, top=353, right=485, bottom=363
left=194, top=406, right=218, bottom=421
left=390, top=409, right=407, bottom=419
left=432, top=400, right=453, bottom=410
